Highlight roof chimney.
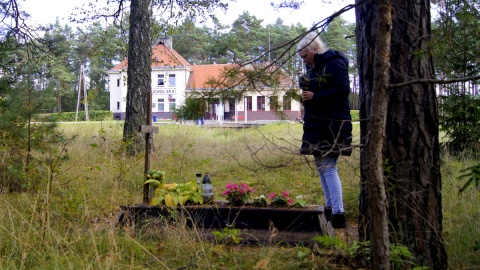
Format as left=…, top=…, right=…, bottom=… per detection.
left=156, top=36, right=172, bottom=49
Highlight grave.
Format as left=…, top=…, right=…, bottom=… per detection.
left=118, top=92, right=332, bottom=245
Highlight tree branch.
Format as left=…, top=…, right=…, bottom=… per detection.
left=388, top=75, right=480, bottom=89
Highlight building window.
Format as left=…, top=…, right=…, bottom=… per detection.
left=283, top=96, right=291, bottom=110
left=157, top=98, right=165, bottom=112
left=169, top=98, right=176, bottom=111
left=246, top=96, right=252, bottom=110
left=269, top=96, right=279, bottom=111
left=257, top=96, right=265, bottom=111
left=117, top=78, right=120, bottom=87
left=158, top=74, right=165, bottom=86
left=168, top=74, right=176, bottom=87
left=117, top=102, right=120, bottom=110
left=228, top=98, right=235, bottom=112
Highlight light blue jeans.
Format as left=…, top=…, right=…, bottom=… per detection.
left=314, top=154, right=344, bottom=214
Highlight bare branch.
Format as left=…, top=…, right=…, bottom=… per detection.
left=388, top=75, right=480, bottom=89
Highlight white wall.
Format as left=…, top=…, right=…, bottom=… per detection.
left=151, top=68, right=190, bottom=112
left=108, top=68, right=192, bottom=115
left=108, top=70, right=127, bottom=113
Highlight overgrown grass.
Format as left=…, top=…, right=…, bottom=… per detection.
left=441, top=156, right=480, bottom=269
left=0, top=121, right=478, bottom=269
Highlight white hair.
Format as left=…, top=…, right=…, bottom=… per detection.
left=297, top=31, right=328, bottom=55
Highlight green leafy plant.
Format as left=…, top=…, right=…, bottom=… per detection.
left=458, top=163, right=480, bottom=193
left=145, top=170, right=203, bottom=207
left=267, top=191, right=294, bottom=207
left=145, top=169, right=165, bottom=183
left=293, top=195, right=307, bottom=208
left=389, top=244, right=419, bottom=269
left=222, top=182, right=255, bottom=206
left=173, top=96, right=207, bottom=122
left=253, top=191, right=306, bottom=208
left=311, top=235, right=347, bottom=249
left=148, top=181, right=203, bottom=207
left=212, top=227, right=243, bottom=245
left=252, top=195, right=267, bottom=207
left=347, top=240, right=420, bottom=269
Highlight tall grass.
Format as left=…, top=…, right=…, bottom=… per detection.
left=0, top=121, right=478, bottom=269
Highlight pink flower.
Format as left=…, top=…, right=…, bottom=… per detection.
left=282, top=191, right=289, bottom=198
left=223, top=182, right=255, bottom=205
left=267, top=192, right=276, bottom=200
left=288, top=198, right=294, bottom=205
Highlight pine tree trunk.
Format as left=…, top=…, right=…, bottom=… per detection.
left=123, top=0, right=152, bottom=155
left=356, top=0, right=448, bottom=268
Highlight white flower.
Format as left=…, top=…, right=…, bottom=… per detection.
left=296, top=195, right=303, bottom=199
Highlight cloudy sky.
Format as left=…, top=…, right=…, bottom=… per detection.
left=21, top=0, right=355, bottom=28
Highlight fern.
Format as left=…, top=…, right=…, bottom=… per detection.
left=458, top=163, right=480, bottom=193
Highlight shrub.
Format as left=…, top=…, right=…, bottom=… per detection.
left=439, top=91, right=480, bottom=156
left=1, top=78, right=67, bottom=192
left=33, top=110, right=113, bottom=122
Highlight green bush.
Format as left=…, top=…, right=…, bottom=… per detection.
left=34, top=110, right=113, bottom=122
left=1, top=77, right=67, bottom=192
left=439, top=92, right=480, bottom=156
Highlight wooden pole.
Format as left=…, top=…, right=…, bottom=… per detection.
left=143, top=91, right=152, bottom=203
left=83, top=64, right=89, bottom=121
left=75, top=64, right=82, bottom=121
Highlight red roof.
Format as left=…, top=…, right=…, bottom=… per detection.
left=110, top=44, right=295, bottom=90
left=110, top=43, right=191, bottom=70
left=187, top=64, right=237, bottom=89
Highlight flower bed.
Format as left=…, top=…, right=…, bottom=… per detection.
left=121, top=171, right=332, bottom=242
left=121, top=200, right=327, bottom=233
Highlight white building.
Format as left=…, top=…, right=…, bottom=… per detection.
left=108, top=37, right=302, bottom=121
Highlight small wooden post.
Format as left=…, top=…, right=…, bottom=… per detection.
left=139, top=91, right=159, bottom=204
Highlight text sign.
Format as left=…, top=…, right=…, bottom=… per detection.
left=153, top=89, right=176, bottom=94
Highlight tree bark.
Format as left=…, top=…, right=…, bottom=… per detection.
left=356, top=0, right=448, bottom=269
left=368, top=0, right=392, bottom=269
left=357, top=0, right=392, bottom=268
left=123, top=0, right=152, bottom=155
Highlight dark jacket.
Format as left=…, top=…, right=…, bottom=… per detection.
left=300, top=49, right=352, bottom=156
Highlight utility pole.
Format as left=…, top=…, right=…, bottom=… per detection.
left=75, top=63, right=89, bottom=121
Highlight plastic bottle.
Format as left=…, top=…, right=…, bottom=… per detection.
left=201, top=174, right=214, bottom=204
left=196, top=173, right=202, bottom=186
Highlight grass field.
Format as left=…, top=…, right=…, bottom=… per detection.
left=0, top=121, right=478, bottom=269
